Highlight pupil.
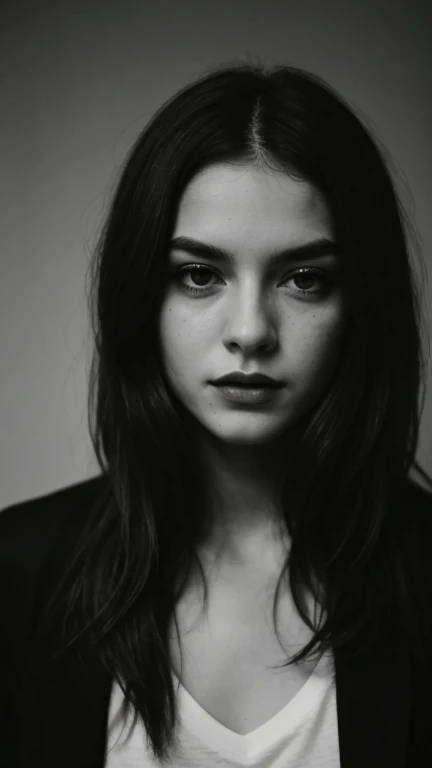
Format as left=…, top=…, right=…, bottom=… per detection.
left=192, top=269, right=210, bottom=286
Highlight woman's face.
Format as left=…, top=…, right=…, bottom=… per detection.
left=158, top=163, right=346, bottom=447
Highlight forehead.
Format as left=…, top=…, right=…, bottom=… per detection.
left=175, top=164, right=331, bottom=234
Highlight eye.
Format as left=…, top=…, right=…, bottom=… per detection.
left=284, top=268, right=332, bottom=296
left=172, top=264, right=333, bottom=298
left=173, top=265, right=222, bottom=293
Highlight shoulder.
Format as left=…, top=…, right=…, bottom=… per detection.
left=0, top=474, right=110, bottom=662
left=389, top=477, right=432, bottom=575
left=393, top=476, right=432, bottom=543
left=0, top=474, right=111, bottom=649
left=0, top=474, right=109, bottom=564
left=0, top=475, right=110, bottom=613
left=390, top=477, right=432, bottom=627
left=399, top=475, right=432, bottom=510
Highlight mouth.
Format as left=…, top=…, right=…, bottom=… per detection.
left=214, top=382, right=280, bottom=388
left=209, top=372, right=284, bottom=388
left=211, top=382, right=282, bottom=405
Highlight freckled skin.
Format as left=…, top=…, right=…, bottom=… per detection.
left=158, top=164, right=346, bottom=451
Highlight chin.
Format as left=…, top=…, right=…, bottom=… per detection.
left=207, top=424, right=293, bottom=447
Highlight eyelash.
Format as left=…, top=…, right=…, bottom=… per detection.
left=173, top=264, right=332, bottom=298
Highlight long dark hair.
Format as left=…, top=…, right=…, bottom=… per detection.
left=34, top=57, right=432, bottom=761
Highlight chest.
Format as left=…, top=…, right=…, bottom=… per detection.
left=168, top=562, right=321, bottom=735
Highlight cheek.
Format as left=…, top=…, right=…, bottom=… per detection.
left=303, top=320, right=345, bottom=382
left=289, top=312, right=344, bottom=373
left=158, top=307, right=201, bottom=376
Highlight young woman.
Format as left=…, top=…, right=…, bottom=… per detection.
left=2, top=58, right=432, bottom=767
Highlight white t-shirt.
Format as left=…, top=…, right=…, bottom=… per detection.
left=105, top=649, right=340, bottom=767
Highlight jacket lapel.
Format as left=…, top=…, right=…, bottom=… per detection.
left=334, top=639, right=411, bottom=768
left=21, top=644, right=112, bottom=768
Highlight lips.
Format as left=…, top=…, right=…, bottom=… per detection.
left=210, top=373, right=284, bottom=388
left=212, top=382, right=281, bottom=405
left=217, top=381, right=279, bottom=388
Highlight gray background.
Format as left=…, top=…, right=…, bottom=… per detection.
left=1, top=0, right=431, bottom=507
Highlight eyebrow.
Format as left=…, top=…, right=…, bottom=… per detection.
left=169, top=235, right=340, bottom=267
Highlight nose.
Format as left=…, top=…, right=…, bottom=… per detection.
left=222, top=285, right=278, bottom=355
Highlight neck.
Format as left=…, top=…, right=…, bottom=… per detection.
left=196, top=432, right=295, bottom=565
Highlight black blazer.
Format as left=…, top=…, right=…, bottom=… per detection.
left=1, top=473, right=432, bottom=767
